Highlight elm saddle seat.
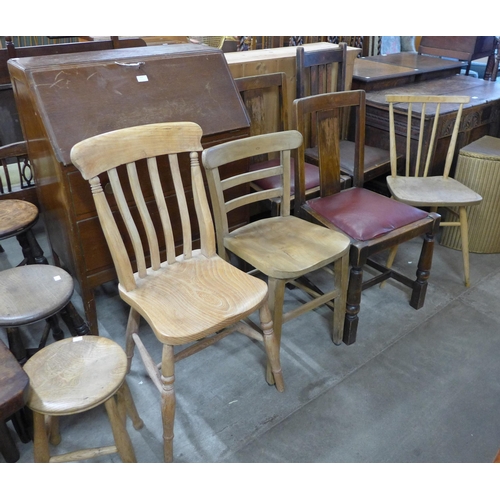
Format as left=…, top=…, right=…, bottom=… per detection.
left=295, top=44, right=394, bottom=185
left=293, top=89, right=441, bottom=345
left=69, top=121, right=284, bottom=463
left=23, top=336, right=142, bottom=463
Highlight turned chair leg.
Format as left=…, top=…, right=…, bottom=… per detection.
left=161, top=345, right=176, bottom=463
left=410, top=229, right=435, bottom=310
left=260, top=301, right=284, bottom=393
left=343, top=265, right=363, bottom=345
left=266, top=278, right=286, bottom=387
left=459, top=206, right=471, bottom=287
left=332, top=254, right=349, bottom=345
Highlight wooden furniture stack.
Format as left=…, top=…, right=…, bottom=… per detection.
left=8, top=44, right=251, bottom=335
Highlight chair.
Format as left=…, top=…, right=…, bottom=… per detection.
left=384, top=94, right=482, bottom=287
left=70, top=121, right=284, bottom=463
left=23, top=336, right=142, bottom=463
left=201, top=130, right=351, bottom=365
left=296, top=44, right=394, bottom=185
left=234, top=72, right=335, bottom=216
left=293, top=90, right=441, bottom=345
left=0, top=339, right=29, bottom=462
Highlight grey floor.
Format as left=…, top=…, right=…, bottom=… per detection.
left=2, top=218, right=500, bottom=465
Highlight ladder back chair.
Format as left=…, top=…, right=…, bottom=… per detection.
left=385, top=94, right=482, bottom=287
left=296, top=44, right=394, bottom=185
left=202, top=130, right=351, bottom=375
left=70, top=122, right=284, bottom=463
left=234, top=72, right=328, bottom=216
left=293, top=90, right=441, bottom=345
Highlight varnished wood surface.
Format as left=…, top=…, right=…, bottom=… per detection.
left=0, top=199, right=38, bottom=237
left=0, top=265, right=74, bottom=326
left=24, top=336, right=127, bottom=415
left=0, top=339, right=28, bottom=419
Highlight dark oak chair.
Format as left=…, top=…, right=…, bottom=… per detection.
left=296, top=43, right=393, bottom=185
left=234, top=72, right=333, bottom=216
left=70, top=121, right=284, bottom=463
left=202, top=130, right=351, bottom=372
left=293, top=90, right=441, bottom=345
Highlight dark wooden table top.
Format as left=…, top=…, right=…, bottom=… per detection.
left=365, top=74, right=500, bottom=113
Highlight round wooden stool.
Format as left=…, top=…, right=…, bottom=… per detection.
left=0, top=199, right=47, bottom=265
left=0, top=264, right=74, bottom=362
left=23, top=336, right=143, bottom=463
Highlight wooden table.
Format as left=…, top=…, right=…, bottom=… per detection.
left=226, top=43, right=361, bottom=129
left=364, top=75, right=500, bottom=177
left=353, top=53, right=466, bottom=91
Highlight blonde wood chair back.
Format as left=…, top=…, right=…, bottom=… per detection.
left=386, top=94, right=470, bottom=179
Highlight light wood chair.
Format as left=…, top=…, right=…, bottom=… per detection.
left=70, top=121, right=284, bottom=463
left=23, top=336, right=142, bottom=463
left=201, top=130, right=351, bottom=376
left=293, top=90, right=441, bottom=345
left=385, top=94, right=482, bottom=287
left=296, top=44, right=393, bottom=185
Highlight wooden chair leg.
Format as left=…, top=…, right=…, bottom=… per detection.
left=343, top=265, right=363, bottom=345
left=260, top=301, right=284, bottom=393
left=104, top=395, right=137, bottom=463
left=0, top=420, right=20, bottom=463
left=116, top=381, right=143, bottom=430
left=47, top=415, right=61, bottom=446
left=32, top=411, right=51, bottom=463
left=332, top=254, right=349, bottom=345
left=266, top=278, right=286, bottom=386
left=459, top=206, right=471, bottom=287
left=410, top=229, right=435, bottom=310
left=125, top=308, right=141, bottom=373
left=160, top=345, right=176, bottom=463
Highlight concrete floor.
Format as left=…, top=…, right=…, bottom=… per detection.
left=1, top=218, right=500, bottom=467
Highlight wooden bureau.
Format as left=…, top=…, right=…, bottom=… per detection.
left=8, top=44, right=251, bottom=335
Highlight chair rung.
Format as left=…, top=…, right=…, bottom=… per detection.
left=49, top=445, right=117, bottom=463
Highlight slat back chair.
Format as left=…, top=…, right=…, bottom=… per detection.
left=385, top=94, right=482, bottom=287
left=293, top=90, right=441, bottom=345
left=296, top=43, right=393, bottom=184
left=202, top=130, right=351, bottom=364
left=70, top=121, right=284, bottom=463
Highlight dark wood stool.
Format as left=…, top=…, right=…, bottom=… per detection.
left=24, top=336, right=143, bottom=463
left=0, top=265, right=75, bottom=363
left=0, top=339, right=29, bottom=462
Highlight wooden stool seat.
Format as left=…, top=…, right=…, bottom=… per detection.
left=0, top=200, right=38, bottom=239
left=0, top=265, right=74, bottom=326
left=0, top=339, right=29, bottom=462
left=23, top=336, right=142, bottom=463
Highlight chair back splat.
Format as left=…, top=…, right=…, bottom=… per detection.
left=71, top=121, right=284, bottom=463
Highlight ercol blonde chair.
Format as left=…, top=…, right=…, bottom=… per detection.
left=296, top=44, right=393, bottom=185
left=70, top=122, right=284, bottom=463
left=385, top=94, right=482, bottom=287
left=201, top=130, right=351, bottom=377
left=293, top=90, right=441, bottom=345
left=23, top=336, right=143, bottom=463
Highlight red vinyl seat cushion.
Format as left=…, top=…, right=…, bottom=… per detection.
left=307, top=187, right=429, bottom=241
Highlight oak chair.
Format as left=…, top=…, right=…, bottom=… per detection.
left=23, top=336, right=142, bottom=463
left=234, top=72, right=331, bottom=216
left=293, top=90, right=441, bottom=345
left=296, top=44, right=393, bottom=185
left=385, top=94, right=482, bottom=287
left=70, top=121, right=284, bottom=463
left=201, top=130, right=351, bottom=376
